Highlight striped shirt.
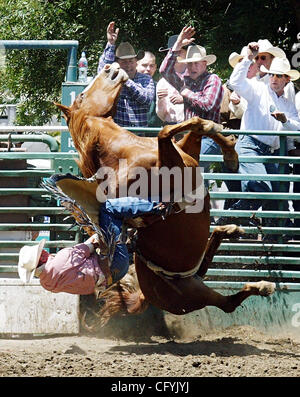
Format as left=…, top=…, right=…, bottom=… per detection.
left=159, top=50, right=224, bottom=123
left=97, top=43, right=155, bottom=127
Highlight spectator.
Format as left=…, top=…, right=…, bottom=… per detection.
left=224, top=46, right=259, bottom=128
left=288, top=90, right=300, bottom=237
left=219, top=48, right=260, bottom=210
left=156, top=35, right=186, bottom=125
left=137, top=50, right=157, bottom=77
left=159, top=26, right=223, bottom=123
left=254, top=39, right=295, bottom=102
left=136, top=50, right=162, bottom=128
left=18, top=196, right=168, bottom=295
left=97, top=21, right=155, bottom=127
left=159, top=26, right=225, bottom=181
left=217, top=44, right=300, bottom=239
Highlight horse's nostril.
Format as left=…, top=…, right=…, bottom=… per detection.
left=111, top=70, right=119, bottom=80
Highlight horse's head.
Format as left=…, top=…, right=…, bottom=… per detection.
left=55, top=62, right=128, bottom=123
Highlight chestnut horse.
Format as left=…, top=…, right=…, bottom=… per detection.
left=55, top=62, right=275, bottom=327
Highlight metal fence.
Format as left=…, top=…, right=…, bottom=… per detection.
left=0, top=127, right=299, bottom=330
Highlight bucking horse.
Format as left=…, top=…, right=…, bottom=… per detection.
left=53, top=62, right=275, bottom=329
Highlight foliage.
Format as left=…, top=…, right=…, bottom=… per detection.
left=0, top=0, right=298, bottom=124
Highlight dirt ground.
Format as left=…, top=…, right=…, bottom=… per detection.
left=0, top=308, right=299, bottom=379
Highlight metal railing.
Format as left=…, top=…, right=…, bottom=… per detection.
left=0, top=128, right=298, bottom=283
left=0, top=40, right=78, bottom=82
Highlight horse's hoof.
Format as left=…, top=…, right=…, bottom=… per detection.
left=246, top=281, right=276, bottom=297
left=223, top=153, right=239, bottom=172
left=215, top=224, right=245, bottom=238
left=257, top=281, right=276, bottom=296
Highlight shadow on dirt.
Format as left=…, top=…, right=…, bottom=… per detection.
left=106, top=337, right=299, bottom=359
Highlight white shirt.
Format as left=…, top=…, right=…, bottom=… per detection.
left=156, top=78, right=184, bottom=123
left=296, top=91, right=300, bottom=115
left=229, top=58, right=300, bottom=150
left=256, top=74, right=295, bottom=103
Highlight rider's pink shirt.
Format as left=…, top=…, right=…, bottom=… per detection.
left=39, top=243, right=104, bottom=295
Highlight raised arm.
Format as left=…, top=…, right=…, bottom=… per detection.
left=97, top=21, right=119, bottom=72
left=229, top=42, right=259, bottom=102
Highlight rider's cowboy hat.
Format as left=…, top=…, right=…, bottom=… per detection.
left=260, top=57, right=300, bottom=81
left=228, top=46, right=248, bottom=68
left=116, top=42, right=137, bottom=59
left=257, top=39, right=286, bottom=58
left=178, top=45, right=216, bottom=65
left=18, top=239, right=46, bottom=283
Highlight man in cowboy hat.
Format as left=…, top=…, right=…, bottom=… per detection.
left=254, top=39, right=295, bottom=101
left=159, top=26, right=226, bottom=193
left=97, top=21, right=155, bottom=127
left=159, top=25, right=223, bottom=123
left=218, top=43, right=300, bottom=238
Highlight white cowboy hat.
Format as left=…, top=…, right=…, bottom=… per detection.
left=257, top=39, right=286, bottom=58
left=228, top=46, right=248, bottom=68
left=18, top=239, right=46, bottom=283
left=178, top=45, right=216, bottom=65
left=260, top=57, right=300, bottom=81
left=115, top=42, right=137, bottom=59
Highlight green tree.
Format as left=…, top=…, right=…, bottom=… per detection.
left=0, top=0, right=298, bottom=125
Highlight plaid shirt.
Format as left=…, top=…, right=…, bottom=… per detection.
left=160, top=50, right=223, bottom=123
left=97, top=43, right=155, bottom=127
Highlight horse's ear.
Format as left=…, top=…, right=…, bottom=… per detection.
left=54, top=102, right=71, bottom=122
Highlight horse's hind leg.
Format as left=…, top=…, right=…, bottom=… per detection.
left=197, top=224, right=244, bottom=278
left=186, top=277, right=276, bottom=314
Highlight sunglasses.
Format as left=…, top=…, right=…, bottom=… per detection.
left=255, top=55, right=267, bottom=61
left=270, top=73, right=285, bottom=78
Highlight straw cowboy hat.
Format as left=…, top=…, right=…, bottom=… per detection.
left=257, top=39, right=286, bottom=58
left=260, top=57, right=300, bottom=81
left=18, top=239, right=46, bottom=283
left=228, top=46, right=248, bottom=68
left=116, top=42, right=137, bottom=59
left=178, top=45, right=216, bottom=65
